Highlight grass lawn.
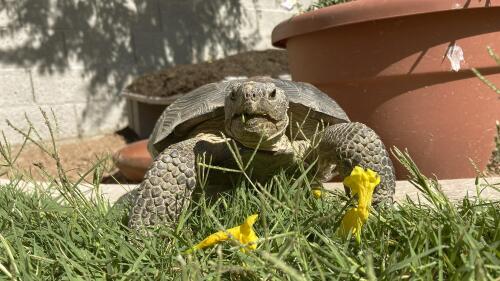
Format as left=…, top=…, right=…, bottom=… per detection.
left=0, top=147, right=499, bottom=280
left=0, top=110, right=498, bottom=280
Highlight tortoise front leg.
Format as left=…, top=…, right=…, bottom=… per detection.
left=318, top=122, right=396, bottom=205
left=128, top=138, right=200, bottom=229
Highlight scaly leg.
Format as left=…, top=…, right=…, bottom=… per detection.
left=318, top=122, right=396, bottom=204
left=128, top=138, right=200, bottom=229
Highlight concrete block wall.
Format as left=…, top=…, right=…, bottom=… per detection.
left=0, top=0, right=312, bottom=144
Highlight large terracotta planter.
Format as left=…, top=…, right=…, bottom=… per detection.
left=272, top=0, right=500, bottom=179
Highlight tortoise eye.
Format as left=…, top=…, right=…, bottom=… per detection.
left=229, top=82, right=241, bottom=100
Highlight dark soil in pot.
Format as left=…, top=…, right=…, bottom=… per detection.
left=126, top=49, right=290, bottom=98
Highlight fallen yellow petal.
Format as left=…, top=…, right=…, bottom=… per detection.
left=186, top=214, right=259, bottom=253
left=188, top=231, right=229, bottom=252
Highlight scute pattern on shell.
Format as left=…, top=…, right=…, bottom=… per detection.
left=148, top=82, right=229, bottom=156
left=273, top=79, right=350, bottom=122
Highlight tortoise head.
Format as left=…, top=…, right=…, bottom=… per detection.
left=224, top=79, right=289, bottom=149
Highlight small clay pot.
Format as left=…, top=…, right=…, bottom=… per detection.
left=113, top=139, right=152, bottom=182
left=123, top=90, right=181, bottom=139
left=272, top=0, right=500, bottom=179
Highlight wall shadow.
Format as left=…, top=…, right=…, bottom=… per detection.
left=0, top=0, right=262, bottom=134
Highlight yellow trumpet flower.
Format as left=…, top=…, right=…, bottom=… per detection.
left=312, top=189, right=322, bottom=199
left=339, top=166, right=380, bottom=243
left=186, top=214, right=259, bottom=253
left=311, top=183, right=323, bottom=199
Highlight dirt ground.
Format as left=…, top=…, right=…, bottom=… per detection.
left=2, top=134, right=131, bottom=184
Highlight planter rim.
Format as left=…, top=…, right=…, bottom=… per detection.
left=121, top=89, right=181, bottom=105
left=272, top=0, right=500, bottom=48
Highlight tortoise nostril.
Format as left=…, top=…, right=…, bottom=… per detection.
left=269, top=89, right=277, bottom=99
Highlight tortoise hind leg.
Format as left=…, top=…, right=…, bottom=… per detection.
left=128, top=138, right=199, bottom=229
left=318, top=122, right=396, bottom=205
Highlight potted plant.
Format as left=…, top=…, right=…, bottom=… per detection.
left=272, top=0, right=500, bottom=179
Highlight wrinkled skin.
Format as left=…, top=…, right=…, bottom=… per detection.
left=128, top=78, right=396, bottom=230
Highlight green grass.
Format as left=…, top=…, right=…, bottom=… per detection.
left=1, top=148, right=499, bottom=280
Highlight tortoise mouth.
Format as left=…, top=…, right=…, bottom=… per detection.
left=229, top=112, right=285, bottom=139
left=232, top=113, right=277, bottom=124
left=226, top=110, right=289, bottom=150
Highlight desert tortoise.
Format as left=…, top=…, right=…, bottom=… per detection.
left=129, top=77, right=396, bottom=229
